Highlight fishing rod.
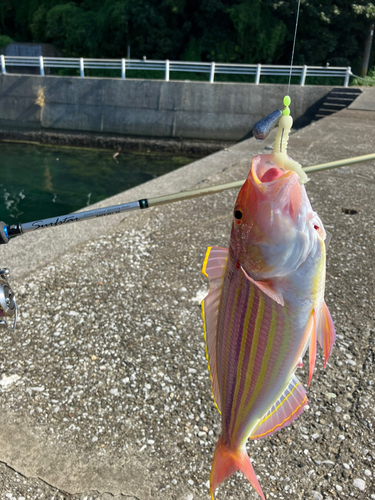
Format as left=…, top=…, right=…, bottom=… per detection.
left=1, top=152, right=373, bottom=332
left=0, top=101, right=374, bottom=332
left=0, top=152, right=374, bottom=245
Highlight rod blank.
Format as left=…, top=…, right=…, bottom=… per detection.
left=149, top=152, right=375, bottom=207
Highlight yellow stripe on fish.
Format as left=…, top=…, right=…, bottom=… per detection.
left=227, top=284, right=255, bottom=436
left=236, top=300, right=278, bottom=446
left=221, top=282, right=244, bottom=416
left=230, top=290, right=265, bottom=446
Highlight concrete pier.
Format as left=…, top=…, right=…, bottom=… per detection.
left=0, top=89, right=374, bottom=499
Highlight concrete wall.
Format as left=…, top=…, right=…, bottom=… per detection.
left=0, top=74, right=335, bottom=141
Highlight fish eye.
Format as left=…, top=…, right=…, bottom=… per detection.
left=234, top=209, right=243, bottom=221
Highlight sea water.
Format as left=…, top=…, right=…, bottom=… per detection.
left=0, top=142, right=197, bottom=223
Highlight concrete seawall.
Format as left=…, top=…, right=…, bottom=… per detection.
left=0, top=105, right=374, bottom=499
left=0, top=74, right=335, bottom=142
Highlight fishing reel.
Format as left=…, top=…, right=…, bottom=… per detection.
left=0, top=268, right=17, bottom=330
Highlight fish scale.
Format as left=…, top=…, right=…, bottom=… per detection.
left=222, top=276, right=293, bottom=448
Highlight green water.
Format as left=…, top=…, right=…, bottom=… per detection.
left=0, top=142, right=197, bottom=224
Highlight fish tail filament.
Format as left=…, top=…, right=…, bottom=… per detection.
left=210, top=435, right=265, bottom=500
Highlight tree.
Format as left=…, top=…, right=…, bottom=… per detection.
left=0, top=0, right=373, bottom=72
left=271, top=0, right=374, bottom=69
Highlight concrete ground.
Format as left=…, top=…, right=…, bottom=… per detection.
left=0, top=89, right=374, bottom=500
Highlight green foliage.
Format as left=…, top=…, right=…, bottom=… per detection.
left=271, top=0, right=375, bottom=72
left=229, top=1, right=287, bottom=63
left=352, top=2, right=375, bottom=18
left=44, top=3, right=99, bottom=57
left=351, top=67, right=375, bottom=86
left=0, top=35, right=13, bottom=49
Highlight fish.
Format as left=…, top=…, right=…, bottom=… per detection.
left=201, top=153, right=336, bottom=499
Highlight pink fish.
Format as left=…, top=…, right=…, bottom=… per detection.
left=201, top=154, right=336, bottom=499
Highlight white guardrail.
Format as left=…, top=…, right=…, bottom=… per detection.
left=0, top=55, right=352, bottom=86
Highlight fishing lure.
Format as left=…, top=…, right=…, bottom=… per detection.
left=201, top=96, right=336, bottom=499
left=252, top=108, right=282, bottom=141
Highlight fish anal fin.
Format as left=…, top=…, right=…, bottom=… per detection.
left=318, top=301, right=336, bottom=368
left=241, top=267, right=284, bottom=306
left=201, top=247, right=228, bottom=413
left=250, top=376, right=307, bottom=441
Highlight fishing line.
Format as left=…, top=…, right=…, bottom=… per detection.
left=287, top=0, right=302, bottom=95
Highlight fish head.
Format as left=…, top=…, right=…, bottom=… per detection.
left=230, top=154, right=326, bottom=279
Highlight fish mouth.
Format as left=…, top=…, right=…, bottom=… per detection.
left=251, top=154, right=295, bottom=186
left=249, top=153, right=302, bottom=212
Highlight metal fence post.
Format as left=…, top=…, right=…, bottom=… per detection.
left=1, top=55, right=6, bottom=74
left=300, top=65, right=307, bottom=86
left=210, top=62, right=216, bottom=83
left=39, top=56, right=45, bottom=76
left=165, top=60, right=170, bottom=81
left=121, top=58, right=126, bottom=80
left=80, top=58, right=85, bottom=78
left=255, top=63, right=261, bottom=84
left=344, top=66, right=351, bottom=87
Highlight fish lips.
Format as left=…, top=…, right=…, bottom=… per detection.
left=251, top=154, right=298, bottom=191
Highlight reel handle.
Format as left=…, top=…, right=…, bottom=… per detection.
left=0, top=269, right=17, bottom=330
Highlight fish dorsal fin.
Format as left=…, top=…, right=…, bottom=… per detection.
left=202, top=246, right=228, bottom=283
left=250, top=375, right=307, bottom=440
left=317, top=301, right=336, bottom=368
left=201, top=246, right=228, bottom=413
left=241, top=267, right=284, bottom=306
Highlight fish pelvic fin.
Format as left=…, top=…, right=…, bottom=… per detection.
left=210, top=436, right=265, bottom=500
left=318, top=301, right=336, bottom=368
left=308, top=302, right=335, bottom=384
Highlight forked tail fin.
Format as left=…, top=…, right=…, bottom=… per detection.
left=210, top=436, right=265, bottom=500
